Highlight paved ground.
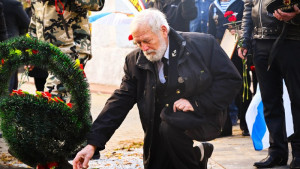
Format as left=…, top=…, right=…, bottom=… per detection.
left=0, top=75, right=294, bottom=168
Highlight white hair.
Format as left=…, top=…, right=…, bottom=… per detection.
left=130, top=8, right=170, bottom=34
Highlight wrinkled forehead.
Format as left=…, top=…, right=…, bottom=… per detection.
left=131, top=24, right=155, bottom=40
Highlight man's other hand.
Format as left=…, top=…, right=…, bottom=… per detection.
left=274, top=5, right=300, bottom=22
left=173, top=98, right=194, bottom=112
left=73, top=144, right=96, bottom=169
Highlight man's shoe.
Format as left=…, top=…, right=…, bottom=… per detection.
left=290, top=157, right=300, bottom=169
left=254, top=155, right=287, bottom=168
left=242, top=130, right=250, bottom=136
left=197, top=142, right=214, bottom=169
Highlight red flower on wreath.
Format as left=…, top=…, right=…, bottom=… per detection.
left=67, top=103, right=72, bottom=108
left=54, top=96, right=64, bottom=103
left=79, top=64, right=86, bottom=78
left=32, top=49, right=39, bottom=54
left=1, top=59, right=4, bottom=65
left=11, top=89, right=24, bottom=96
left=224, top=11, right=234, bottom=17
left=37, top=165, right=45, bottom=169
left=47, top=162, right=58, bottom=169
left=41, top=91, right=52, bottom=98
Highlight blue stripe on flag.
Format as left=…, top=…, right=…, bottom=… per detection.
left=251, top=101, right=267, bottom=150
left=89, top=12, right=111, bottom=23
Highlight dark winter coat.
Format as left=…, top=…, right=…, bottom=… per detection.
left=240, top=0, right=300, bottom=49
left=208, top=0, right=244, bottom=41
left=2, top=0, right=30, bottom=38
left=87, top=28, right=242, bottom=169
left=148, top=0, right=197, bottom=32
left=0, top=1, right=7, bottom=41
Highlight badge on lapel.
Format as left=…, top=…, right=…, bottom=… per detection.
left=172, top=50, right=177, bottom=57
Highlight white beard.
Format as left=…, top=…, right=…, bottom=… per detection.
left=143, top=37, right=167, bottom=62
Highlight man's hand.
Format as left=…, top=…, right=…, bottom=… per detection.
left=238, top=47, right=248, bottom=60
left=24, top=65, right=35, bottom=71
left=173, top=98, right=194, bottom=112
left=73, top=144, right=96, bottom=169
left=274, top=5, right=300, bottom=22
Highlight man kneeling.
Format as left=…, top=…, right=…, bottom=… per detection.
left=73, top=8, right=242, bottom=169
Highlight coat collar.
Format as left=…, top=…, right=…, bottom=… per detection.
left=213, top=0, right=237, bottom=14
left=136, top=27, right=188, bottom=70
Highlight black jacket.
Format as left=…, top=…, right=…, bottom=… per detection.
left=208, top=0, right=244, bottom=41
left=241, top=0, right=300, bottom=49
left=148, top=0, right=197, bottom=32
left=87, top=28, right=241, bottom=169
left=0, top=1, right=7, bottom=41
left=2, top=0, right=30, bottom=38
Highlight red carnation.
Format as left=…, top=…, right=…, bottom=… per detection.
left=228, top=15, right=237, bottom=22
left=128, top=34, right=133, bottom=41
left=224, top=11, right=234, bottom=17
left=250, top=65, right=255, bottom=71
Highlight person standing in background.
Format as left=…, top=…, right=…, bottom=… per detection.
left=208, top=0, right=252, bottom=137
left=2, top=0, right=30, bottom=93
left=0, top=0, right=7, bottom=139
left=29, top=0, right=105, bottom=102
left=190, top=0, right=213, bottom=33
left=148, top=0, right=197, bottom=32
left=238, top=0, right=300, bottom=168
left=23, top=0, right=48, bottom=92
left=0, top=0, right=7, bottom=42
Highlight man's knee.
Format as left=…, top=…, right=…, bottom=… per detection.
left=159, top=121, right=182, bottom=138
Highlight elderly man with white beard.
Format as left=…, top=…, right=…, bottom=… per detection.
left=73, top=8, right=242, bottom=169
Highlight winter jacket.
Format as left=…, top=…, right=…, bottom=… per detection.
left=0, top=1, right=7, bottom=41
left=240, top=0, right=300, bottom=49
left=29, top=0, right=105, bottom=59
left=148, top=0, right=197, bottom=32
left=208, top=0, right=244, bottom=41
left=2, top=0, right=30, bottom=38
left=87, top=28, right=242, bottom=169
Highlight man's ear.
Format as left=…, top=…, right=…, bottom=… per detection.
left=161, top=25, right=168, bottom=37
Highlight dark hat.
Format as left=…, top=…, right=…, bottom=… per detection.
left=267, top=0, right=300, bottom=13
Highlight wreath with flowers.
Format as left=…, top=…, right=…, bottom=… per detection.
left=0, top=35, right=91, bottom=169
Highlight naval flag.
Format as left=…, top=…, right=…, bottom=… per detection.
left=246, top=82, right=294, bottom=150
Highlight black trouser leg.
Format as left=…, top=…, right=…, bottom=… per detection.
left=157, top=121, right=200, bottom=169
left=34, top=77, right=47, bottom=91
left=9, top=71, right=18, bottom=93
left=278, top=40, right=300, bottom=158
left=253, top=39, right=288, bottom=158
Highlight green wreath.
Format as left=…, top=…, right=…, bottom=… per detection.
left=0, top=35, right=91, bottom=168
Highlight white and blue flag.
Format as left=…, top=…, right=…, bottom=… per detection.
left=246, top=82, right=294, bottom=150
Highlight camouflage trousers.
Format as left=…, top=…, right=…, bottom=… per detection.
left=44, top=53, right=89, bottom=103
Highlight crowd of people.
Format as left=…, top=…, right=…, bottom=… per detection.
left=0, top=0, right=299, bottom=169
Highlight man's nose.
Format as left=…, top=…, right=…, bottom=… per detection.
left=141, top=43, right=149, bottom=51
